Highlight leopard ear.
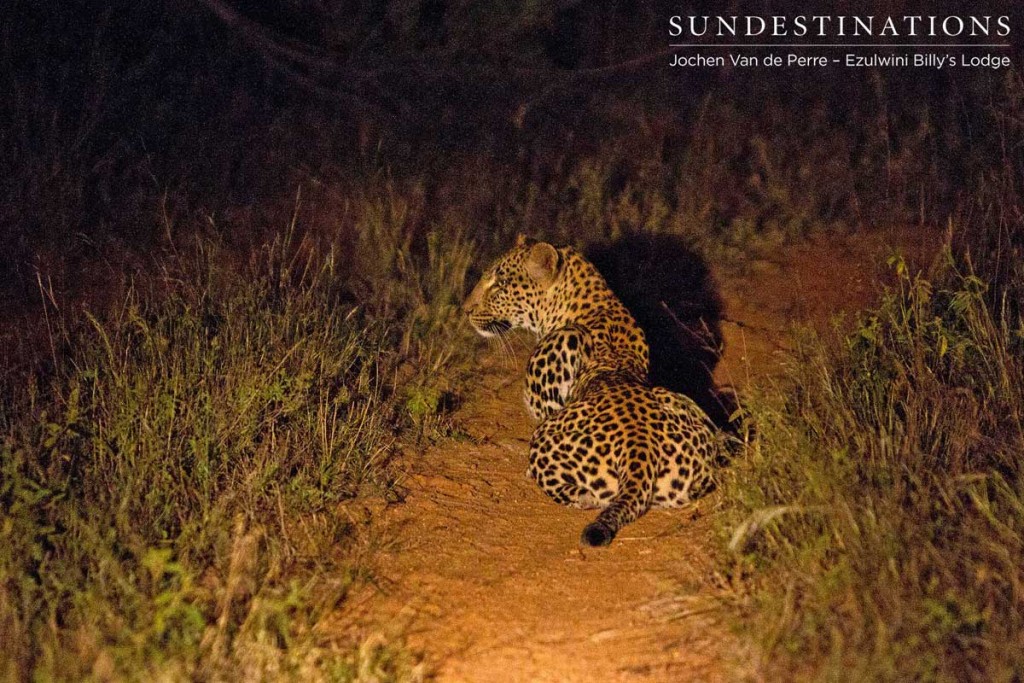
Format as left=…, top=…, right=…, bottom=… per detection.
left=515, top=233, right=536, bottom=248
left=525, top=242, right=561, bottom=287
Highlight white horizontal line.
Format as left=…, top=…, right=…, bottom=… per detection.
left=669, top=44, right=1011, bottom=48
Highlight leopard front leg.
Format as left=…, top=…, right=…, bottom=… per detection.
left=523, top=326, right=592, bottom=421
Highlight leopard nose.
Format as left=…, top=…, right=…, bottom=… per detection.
left=461, top=292, right=480, bottom=315
left=462, top=282, right=484, bottom=314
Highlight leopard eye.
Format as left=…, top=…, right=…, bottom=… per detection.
left=495, top=276, right=510, bottom=288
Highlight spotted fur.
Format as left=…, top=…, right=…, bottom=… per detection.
left=464, top=235, right=721, bottom=546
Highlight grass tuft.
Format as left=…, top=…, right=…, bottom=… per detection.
left=0, top=223, right=471, bottom=680
left=720, top=247, right=1024, bottom=681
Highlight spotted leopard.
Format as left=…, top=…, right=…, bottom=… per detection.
left=463, top=235, right=721, bottom=546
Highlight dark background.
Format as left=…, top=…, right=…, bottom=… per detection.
left=2, top=0, right=1022, bottom=325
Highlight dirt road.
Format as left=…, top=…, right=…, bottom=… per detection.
left=337, top=229, right=938, bottom=682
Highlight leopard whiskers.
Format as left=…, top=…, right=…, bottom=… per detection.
left=492, top=332, right=517, bottom=369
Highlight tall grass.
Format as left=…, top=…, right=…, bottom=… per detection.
left=721, top=246, right=1024, bottom=680
left=0, top=206, right=471, bottom=680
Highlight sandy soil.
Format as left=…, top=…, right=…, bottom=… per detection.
left=333, top=228, right=939, bottom=682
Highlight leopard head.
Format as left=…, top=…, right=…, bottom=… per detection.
left=462, top=234, right=563, bottom=337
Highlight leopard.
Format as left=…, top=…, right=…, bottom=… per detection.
left=463, top=234, right=721, bottom=546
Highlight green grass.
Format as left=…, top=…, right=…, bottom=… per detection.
left=0, top=213, right=470, bottom=680
left=720, top=247, right=1024, bottom=681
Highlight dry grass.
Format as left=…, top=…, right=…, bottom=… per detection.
left=716, top=73, right=1024, bottom=683
left=719, top=242, right=1024, bottom=680
left=0, top=206, right=473, bottom=680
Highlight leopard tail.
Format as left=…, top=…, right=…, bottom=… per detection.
left=580, top=462, right=654, bottom=546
